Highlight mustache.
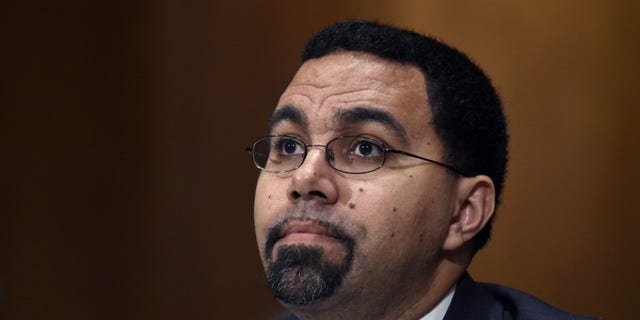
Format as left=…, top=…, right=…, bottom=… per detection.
left=264, top=217, right=353, bottom=259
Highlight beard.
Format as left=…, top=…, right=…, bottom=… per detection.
left=264, top=220, right=354, bottom=305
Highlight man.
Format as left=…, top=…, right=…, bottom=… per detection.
left=248, top=20, right=595, bottom=320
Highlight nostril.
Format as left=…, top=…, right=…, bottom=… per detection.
left=290, top=190, right=327, bottom=200
left=290, top=191, right=302, bottom=199
left=309, top=191, right=327, bottom=199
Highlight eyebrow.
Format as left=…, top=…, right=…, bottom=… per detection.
left=267, top=105, right=409, bottom=143
left=267, top=105, right=308, bottom=134
left=334, top=106, right=409, bottom=143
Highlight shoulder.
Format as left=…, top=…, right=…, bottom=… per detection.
left=270, top=274, right=600, bottom=320
left=479, top=281, right=598, bottom=320
left=445, top=273, right=599, bottom=320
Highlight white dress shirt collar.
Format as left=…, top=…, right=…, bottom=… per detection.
left=417, top=286, right=456, bottom=320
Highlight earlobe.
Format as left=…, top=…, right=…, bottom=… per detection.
left=442, top=175, right=495, bottom=251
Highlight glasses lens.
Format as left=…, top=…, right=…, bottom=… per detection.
left=329, top=136, right=385, bottom=173
left=252, top=136, right=306, bottom=172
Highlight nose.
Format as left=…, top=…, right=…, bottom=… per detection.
left=286, top=147, right=339, bottom=204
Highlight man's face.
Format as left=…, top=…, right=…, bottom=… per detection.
left=254, top=51, right=462, bottom=310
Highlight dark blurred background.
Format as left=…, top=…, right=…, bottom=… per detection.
left=2, top=1, right=639, bottom=319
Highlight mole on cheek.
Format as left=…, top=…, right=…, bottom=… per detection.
left=393, top=207, right=397, bottom=212
left=359, top=188, right=364, bottom=192
left=267, top=195, right=272, bottom=199
left=348, top=202, right=356, bottom=209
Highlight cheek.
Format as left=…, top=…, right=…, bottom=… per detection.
left=349, top=175, right=435, bottom=216
left=347, top=174, right=451, bottom=248
left=253, top=176, right=287, bottom=242
left=347, top=180, right=419, bottom=236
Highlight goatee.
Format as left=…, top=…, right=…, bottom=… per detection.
left=264, top=220, right=354, bottom=305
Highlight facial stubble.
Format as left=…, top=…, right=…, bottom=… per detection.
left=264, top=220, right=355, bottom=305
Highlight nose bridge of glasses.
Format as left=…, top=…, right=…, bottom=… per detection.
left=304, top=143, right=338, bottom=166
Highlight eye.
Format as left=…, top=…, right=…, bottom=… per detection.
left=352, top=139, right=383, bottom=157
left=275, top=137, right=305, bottom=156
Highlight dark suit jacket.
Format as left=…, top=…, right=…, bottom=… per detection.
left=443, top=273, right=598, bottom=320
left=275, top=273, right=599, bottom=319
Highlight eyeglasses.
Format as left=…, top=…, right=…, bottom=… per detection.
left=246, top=135, right=466, bottom=175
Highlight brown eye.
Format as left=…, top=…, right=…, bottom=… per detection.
left=353, top=139, right=383, bottom=157
left=275, top=137, right=305, bottom=155
left=283, top=140, right=298, bottom=154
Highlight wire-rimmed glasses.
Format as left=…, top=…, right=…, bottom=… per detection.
left=246, top=135, right=467, bottom=175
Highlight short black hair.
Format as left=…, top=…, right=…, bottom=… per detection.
left=302, top=20, right=508, bottom=253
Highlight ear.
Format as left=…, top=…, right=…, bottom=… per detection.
left=442, top=175, right=495, bottom=251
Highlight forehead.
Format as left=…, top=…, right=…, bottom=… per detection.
left=272, top=51, right=433, bottom=143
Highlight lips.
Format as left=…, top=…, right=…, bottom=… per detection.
left=278, top=220, right=339, bottom=240
left=264, top=218, right=355, bottom=260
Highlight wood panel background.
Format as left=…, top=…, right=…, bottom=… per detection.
left=3, top=1, right=638, bottom=319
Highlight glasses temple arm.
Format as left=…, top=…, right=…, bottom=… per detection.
left=385, top=149, right=468, bottom=176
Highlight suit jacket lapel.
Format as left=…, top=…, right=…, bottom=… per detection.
left=443, top=273, right=509, bottom=320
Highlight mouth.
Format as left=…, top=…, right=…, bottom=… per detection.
left=264, top=218, right=356, bottom=263
left=277, top=220, right=341, bottom=244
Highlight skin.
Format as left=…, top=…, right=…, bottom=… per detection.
left=254, top=51, right=496, bottom=320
